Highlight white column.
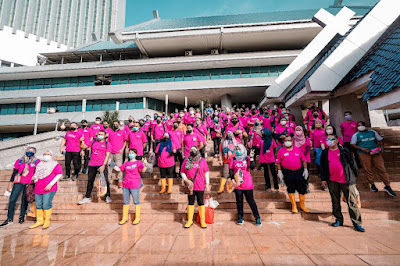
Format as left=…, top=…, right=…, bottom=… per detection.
left=82, top=99, right=87, bottom=120
left=34, top=96, right=41, bottom=135
left=116, top=101, right=120, bottom=111
left=143, top=97, right=147, bottom=109
left=184, top=97, right=187, bottom=108
left=165, top=94, right=169, bottom=116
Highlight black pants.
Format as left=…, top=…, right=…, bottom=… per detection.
left=160, top=166, right=174, bottom=179
left=234, top=189, right=260, bottom=220
left=328, top=181, right=362, bottom=226
left=251, top=146, right=260, bottom=157
left=78, top=149, right=90, bottom=171
left=188, top=190, right=204, bottom=206
left=343, top=142, right=361, bottom=168
left=173, top=149, right=183, bottom=178
left=85, top=165, right=110, bottom=198
left=261, top=163, right=278, bottom=189
left=65, top=151, right=80, bottom=178
left=283, top=168, right=306, bottom=195
left=213, top=137, right=221, bottom=155
left=200, top=146, right=205, bottom=158
left=7, top=183, right=27, bottom=221
left=153, top=139, right=162, bottom=166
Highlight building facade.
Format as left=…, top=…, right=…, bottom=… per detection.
left=0, top=0, right=126, bottom=48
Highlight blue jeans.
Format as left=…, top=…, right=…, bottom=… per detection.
left=7, top=183, right=28, bottom=221
left=35, top=191, right=56, bottom=210
left=123, top=188, right=140, bottom=205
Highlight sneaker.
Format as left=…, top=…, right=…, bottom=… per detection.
left=61, top=176, right=71, bottom=181
left=384, top=186, right=397, bottom=197
left=256, top=218, right=262, bottom=226
left=237, top=219, right=244, bottom=225
left=82, top=169, right=87, bottom=174
left=371, top=184, right=379, bottom=192
left=354, top=225, right=365, bottom=232
left=331, top=221, right=343, bottom=227
left=78, top=197, right=92, bottom=205
left=106, top=196, right=112, bottom=204
left=18, top=217, right=24, bottom=224
left=72, top=174, right=78, bottom=181
left=266, top=188, right=272, bottom=193
left=0, top=219, right=13, bottom=227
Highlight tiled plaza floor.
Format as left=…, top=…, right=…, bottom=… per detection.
left=1, top=219, right=399, bottom=265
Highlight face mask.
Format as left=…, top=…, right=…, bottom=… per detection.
left=157, top=120, right=161, bottom=124
left=173, top=124, right=178, bottom=129
left=146, top=118, right=150, bottom=121
left=280, top=121, right=287, bottom=126
left=154, top=115, right=158, bottom=119
left=26, top=152, right=35, bottom=157
left=128, top=153, right=136, bottom=160
left=81, top=125, right=87, bottom=128
left=235, top=150, right=243, bottom=156
left=345, top=115, right=352, bottom=120
left=232, top=120, right=238, bottom=124
left=358, top=126, right=366, bottom=131
left=114, top=124, right=119, bottom=129
left=190, top=151, right=198, bottom=157
left=189, top=111, right=194, bottom=115
left=282, top=111, right=286, bottom=114
left=103, top=125, right=108, bottom=129
left=313, top=114, right=319, bottom=118
left=187, top=129, right=193, bottom=133
left=284, top=141, right=292, bottom=148
left=214, top=112, right=218, bottom=116
left=326, top=140, right=336, bottom=147
left=196, top=121, right=201, bottom=125
left=264, top=114, right=269, bottom=118
left=43, top=155, right=52, bottom=162
left=170, top=115, right=174, bottom=119
left=163, top=137, right=169, bottom=141
left=326, top=129, right=333, bottom=135
left=97, top=135, right=104, bottom=140
left=214, top=118, right=219, bottom=122
left=95, top=121, right=101, bottom=124
left=70, top=127, right=77, bottom=131
left=295, top=130, right=303, bottom=136
left=251, top=111, right=256, bottom=115
left=227, top=134, right=232, bottom=140
left=254, top=122, right=260, bottom=126
left=139, top=122, right=144, bottom=126
left=128, top=119, right=133, bottom=123
left=133, top=127, right=139, bottom=132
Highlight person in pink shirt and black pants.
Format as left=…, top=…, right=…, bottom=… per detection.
left=169, top=121, right=184, bottom=178
left=60, top=122, right=83, bottom=181
left=156, top=133, right=176, bottom=194
left=340, top=111, right=361, bottom=167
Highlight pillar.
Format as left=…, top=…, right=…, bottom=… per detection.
left=221, top=94, right=232, bottom=109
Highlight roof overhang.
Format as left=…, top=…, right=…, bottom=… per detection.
left=368, top=86, right=400, bottom=110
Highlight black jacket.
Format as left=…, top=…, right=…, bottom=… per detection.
left=320, top=146, right=358, bottom=185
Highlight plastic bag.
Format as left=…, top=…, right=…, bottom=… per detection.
left=148, top=153, right=156, bottom=164
left=196, top=206, right=214, bottom=224
left=145, top=163, right=154, bottom=174
left=98, top=171, right=108, bottom=197
left=205, top=197, right=219, bottom=209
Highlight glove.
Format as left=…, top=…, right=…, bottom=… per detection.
left=277, top=170, right=284, bottom=180
left=303, top=169, right=309, bottom=180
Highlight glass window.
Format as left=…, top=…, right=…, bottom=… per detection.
left=232, top=68, right=241, bottom=79
left=136, top=98, right=144, bottom=109
left=220, top=68, right=231, bottom=79
left=128, top=74, right=137, bottom=84
left=70, top=77, right=78, bottom=87
left=20, top=80, right=28, bottom=90
left=67, top=102, right=76, bottom=112
left=44, top=79, right=52, bottom=88
left=0, top=106, right=8, bottom=115
left=127, top=98, right=138, bottom=109
left=7, top=104, right=16, bottom=115
left=174, top=71, right=183, bottom=82
left=210, top=69, right=220, bottom=80
left=4, top=80, right=20, bottom=90
left=56, top=102, right=67, bottom=112
left=109, top=100, right=116, bottom=110
left=111, top=74, right=120, bottom=85
left=78, top=76, right=94, bottom=86
left=29, top=79, right=44, bottom=90
left=241, top=67, right=251, bottom=78
left=86, top=100, right=93, bottom=112
left=76, top=101, right=82, bottom=112
left=260, top=66, right=269, bottom=77
left=269, top=66, right=279, bottom=77
left=40, top=102, right=49, bottom=113
left=136, top=73, right=147, bottom=83
left=92, top=100, right=101, bottom=111
left=278, top=65, right=288, bottom=74
left=119, top=74, right=129, bottom=85
left=24, top=103, right=35, bottom=114
left=183, top=70, right=192, bottom=81
left=0, top=81, right=4, bottom=91
left=148, top=73, right=157, bottom=83
left=16, top=104, right=24, bottom=114
left=250, top=67, right=260, bottom=78
left=192, top=70, right=209, bottom=80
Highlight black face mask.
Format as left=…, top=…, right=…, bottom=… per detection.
left=139, top=122, right=144, bottom=126
left=157, top=120, right=161, bottom=124
left=81, top=125, right=87, bottom=128
left=252, top=111, right=256, bottom=115
left=70, top=127, right=77, bottom=131
left=163, top=137, right=169, bottom=141
left=173, top=124, right=178, bottom=129
left=128, top=119, right=133, bottom=123
left=190, top=151, right=198, bottom=157
left=313, top=114, right=319, bottom=118
left=232, top=120, right=238, bottom=124
left=187, top=129, right=193, bottom=133
left=114, top=124, right=119, bottom=129
left=103, top=125, right=108, bottom=129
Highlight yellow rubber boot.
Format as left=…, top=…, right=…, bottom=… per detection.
left=119, top=205, right=129, bottom=225
left=199, top=205, right=207, bottom=229
left=167, top=178, right=173, bottom=194
left=299, top=194, right=310, bottom=213
left=288, top=193, right=298, bottom=213
left=132, top=205, right=141, bottom=225
left=218, top=178, right=227, bottom=194
left=184, top=205, right=194, bottom=228
left=159, top=179, right=166, bottom=194
left=27, top=202, right=36, bottom=218
left=42, top=209, right=52, bottom=229
left=29, top=209, right=44, bottom=229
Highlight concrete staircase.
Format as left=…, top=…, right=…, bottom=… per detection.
left=1, top=141, right=399, bottom=223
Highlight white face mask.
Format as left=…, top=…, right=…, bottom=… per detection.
left=326, top=129, right=333, bottom=135
left=280, top=121, right=287, bottom=126
left=284, top=141, right=292, bottom=147
left=326, top=140, right=336, bottom=147
left=358, top=126, right=366, bottom=131
left=189, top=111, right=194, bottom=115
left=43, top=155, right=52, bottom=162
left=95, top=121, right=101, bottom=124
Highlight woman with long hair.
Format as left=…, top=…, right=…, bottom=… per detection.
left=218, top=131, right=238, bottom=194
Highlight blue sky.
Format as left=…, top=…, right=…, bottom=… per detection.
left=125, top=0, right=378, bottom=26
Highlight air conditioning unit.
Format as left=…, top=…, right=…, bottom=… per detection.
left=211, top=49, right=219, bottom=55
left=47, top=108, right=56, bottom=114
left=185, top=50, right=193, bottom=56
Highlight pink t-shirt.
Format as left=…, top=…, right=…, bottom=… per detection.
left=90, top=124, right=104, bottom=138
left=238, top=116, right=249, bottom=128
left=181, top=158, right=209, bottom=191
left=328, top=148, right=347, bottom=183
left=262, top=117, right=273, bottom=130
left=108, top=130, right=126, bottom=154
left=78, top=128, right=92, bottom=146
left=152, top=124, right=166, bottom=140
left=229, top=157, right=254, bottom=190
left=296, top=137, right=312, bottom=163
left=259, top=140, right=277, bottom=163
left=249, top=128, right=262, bottom=148
left=183, top=133, right=202, bottom=158
left=124, top=124, right=134, bottom=134
left=104, top=128, right=113, bottom=136
left=35, top=163, right=62, bottom=194
left=156, top=144, right=175, bottom=168
left=127, top=131, right=147, bottom=156
left=169, top=129, right=184, bottom=149
left=225, top=124, right=245, bottom=142
left=120, top=160, right=144, bottom=189
left=340, top=121, right=358, bottom=143
left=248, top=115, right=261, bottom=126
left=310, top=128, right=326, bottom=148
left=166, top=120, right=175, bottom=131
left=88, top=141, right=112, bottom=166
left=142, top=121, right=151, bottom=133
left=13, top=159, right=40, bottom=184
left=64, top=131, right=83, bottom=152
left=274, top=125, right=294, bottom=136
left=185, top=116, right=196, bottom=125
left=210, top=123, right=223, bottom=139
left=276, top=146, right=305, bottom=171
left=193, top=126, right=206, bottom=144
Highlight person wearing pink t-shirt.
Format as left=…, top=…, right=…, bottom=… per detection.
left=78, top=120, right=92, bottom=174
left=90, top=117, right=104, bottom=138
left=310, top=120, right=325, bottom=174
left=78, top=130, right=112, bottom=205
left=248, top=119, right=263, bottom=157
left=1, top=147, right=39, bottom=227
left=108, top=121, right=128, bottom=187
left=29, top=150, right=62, bottom=229
left=320, top=134, right=363, bottom=231
left=321, top=125, right=343, bottom=150
left=259, top=129, right=279, bottom=192
left=261, top=113, right=273, bottom=131
left=102, top=121, right=113, bottom=137
left=293, top=126, right=312, bottom=193
left=169, top=121, right=184, bottom=178
left=276, top=135, right=309, bottom=214
left=114, top=148, right=148, bottom=225
left=156, top=133, right=176, bottom=194
left=60, top=122, right=83, bottom=181
left=183, top=124, right=204, bottom=158
left=340, top=111, right=361, bottom=168
left=151, top=116, right=166, bottom=152
left=225, top=115, right=247, bottom=143
left=227, top=144, right=261, bottom=226
left=194, top=117, right=209, bottom=157
left=304, top=107, right=326, bottom=133
left=274, top=117, right=294, bottom=150
left=181, top=146, right=210, bottom=229
left=210, top=116, right=223, bottom=157
left=127, top=124, right=147, bottom=158
left=124, top=116, right=135, bottom=134
left=185, top=108, right=196, bottom=125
